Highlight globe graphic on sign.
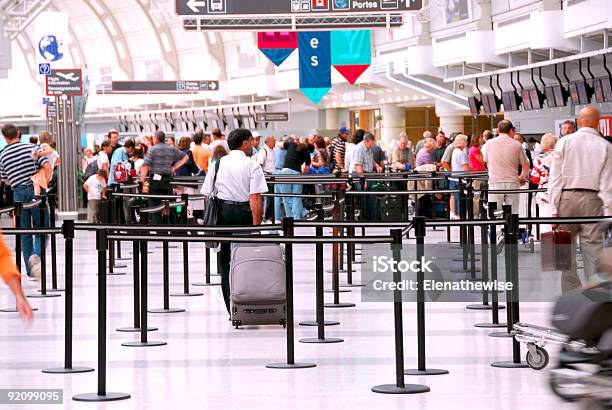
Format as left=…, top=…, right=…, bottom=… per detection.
left=334, top=0, right=348, bottom=8
left=38, top=35, right=64, bottom=62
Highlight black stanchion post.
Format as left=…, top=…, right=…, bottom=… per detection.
left=149, top=201, right=185, bottom=313
left=491, top=214, right=527, bottom=368
left=301, top=205, right=343, bottom=343
left=373, top=229, right=430, bottom=394
left=73, top=229, right=131, bottom=402
left=43, top=219, right=94, bottom=374
left=32, top=196, right=60, bottom=298
left=325, top=191, right=355, bottom=308
left=342, top=200, right=364, bottom=288
left=172, top=194, right=203, bottom=297
left=405, top=217, right=449, bottom=376
left=477, top=202, right=506, bottom=329
left=117, top=202, right=157, bottom=333
left=48, top=194, right=63, bottom=291
left=444, top=175, right=452, bottom=242
left=267, top=217, right=316, bottom=369
left=122, top=238, right=166, bottom=348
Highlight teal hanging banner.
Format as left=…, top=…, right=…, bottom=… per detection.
left=331, top=30, right=371, bottom=84
left=299, top=31, right=331, bottom=104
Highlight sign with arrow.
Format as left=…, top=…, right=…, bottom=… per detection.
left=111, top=80, right=219, bottom=93
left=176, top=0, right=422, bottom=16
left=45, top=68, right=82, bottom=96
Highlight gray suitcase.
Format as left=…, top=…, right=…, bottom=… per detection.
left=230, top=244, right=287, bottom=328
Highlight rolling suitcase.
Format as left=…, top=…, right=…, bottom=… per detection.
left=381, top=195, right=404, bottom=221
left=230, top=244, right=287, bottom=328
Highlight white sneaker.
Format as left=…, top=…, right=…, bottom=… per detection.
left=28, top=255, right=41, bottom=280
left=450, top=213, right=460, bottom=220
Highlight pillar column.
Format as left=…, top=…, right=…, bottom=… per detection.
left=380, top=104, right=406, bottom=153
left=325, top=109, right=339, bottom=131
left=436, top=99, right=468, bottom=135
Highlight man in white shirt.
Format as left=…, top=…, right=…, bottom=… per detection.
left=483, top=120, right=530, bottom=215
left=208, top=128, right=230, bottom=156
left=97, top=140, right=112, bottom=182
left=256, top=136, right=276, bottom=222
left=548, top=106, right=612, bottom=292
left=201, top=128, right=268, bottom=313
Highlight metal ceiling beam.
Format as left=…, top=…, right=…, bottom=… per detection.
left=134, top=0, right=179, bottom=78
left=82, top=0, right=134, bottom=79
left=47, top=3, right=86, bottom=69
left=3, top=0, right=52, bottom=40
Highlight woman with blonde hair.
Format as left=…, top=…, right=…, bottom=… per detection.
left=530, top=133, right=558, bottom=232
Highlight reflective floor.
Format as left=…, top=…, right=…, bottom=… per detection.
left=0, top=223, right=575, bottom=409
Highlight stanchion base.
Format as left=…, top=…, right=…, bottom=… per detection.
left=491, top=360, right=528, bottom=368
left=116, top=326, right=158, bottom=333
left=452, top=258, right=480, bottom=262
left=489, top=331, right=513, bottom=338
left=371, top=384, right=430, bottom=394
left=324, top=289, right=351, bottom=293
left=449, top=269, right=481, bottom=274
left=111, top=264, right=128, bottom=269
left=28, top=293, right=61, bottom=298
left=0, top=307, right=38, bottom=313
left=114, top=257, right=131, bottom=261
left=42, top=366, right=94, bottom=374
left=38, top=288, right=64, bottom=293
left=300, top=337, right=343, bottom=344
left=467, top=304, right=505, bottom=310
left=475, top=322, right=507, bottom=328
left=121, top=341, right=167, bottom=347
left=404, top=368, right=449, bottom=376
left=340, top=283, right=366, bottom=288
left=324, top=303, right=356, bottom=308
left=104, top=272, right=127, bottom=276
left=170, top=292, right=204, bottom=297
left=73, top=392, right=131, bottom=402
left=148, top=308, right=185, bottom=314
left=326, top=270, right=356, bottom=274
left=299, top=320, right=340, bottom=327
left=192, top=282, right=221, bottom=287
left=266, top=362, right=316, bottom=369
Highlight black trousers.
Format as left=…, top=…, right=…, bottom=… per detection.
left=148, top=177, right=172, bottom=224
left=217, top=202, right=253, bottom=313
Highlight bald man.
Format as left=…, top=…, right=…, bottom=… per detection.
left=548, top=106, right=612, bottom=292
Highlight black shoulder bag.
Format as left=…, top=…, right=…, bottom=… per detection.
left=203, top=158, right=221, bottom=227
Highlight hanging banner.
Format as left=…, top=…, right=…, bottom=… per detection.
left=298, top=31, right=331, bottom=104
left=35, top=12, right=68, bottom=68
left=331, top=30, right=371, bottom=84
left=257, top=32, right=297, bottom=66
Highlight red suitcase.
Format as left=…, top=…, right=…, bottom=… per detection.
left=541, top=229, right=573, bottom=271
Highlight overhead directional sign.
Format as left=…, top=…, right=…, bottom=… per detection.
left=45, top=69, right=82, bottom=96
left=256, top=112, right=289, bottom=122
left=111, top=80, right=219, bottom=93
left=177, top=0, right=422, bottom=16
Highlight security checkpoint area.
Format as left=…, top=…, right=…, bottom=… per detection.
left=0, top=0, right=611, bottom=409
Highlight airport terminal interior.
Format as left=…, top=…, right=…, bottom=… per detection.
left=0, top=0, right=611, bottom=408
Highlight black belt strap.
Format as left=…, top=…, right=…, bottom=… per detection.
left=219, top=199, right=250, bottom=206
left=562, top=188, right=598, bottom=193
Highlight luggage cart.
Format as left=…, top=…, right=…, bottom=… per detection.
left=513, top=322, right=586, bottom=370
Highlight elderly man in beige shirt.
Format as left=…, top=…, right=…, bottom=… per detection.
left=483, top=120, right=530, bottom=215
left=548, top=106, right=612, bottom=292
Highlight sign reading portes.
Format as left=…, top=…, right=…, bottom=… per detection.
left=45, top=69, right=82, bottom=96
left=177, top=0, right=422, bottom=16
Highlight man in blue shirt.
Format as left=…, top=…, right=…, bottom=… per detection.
left=272, top=136, right=292, bottom=221
left=108, top=139, right=135, bottom=188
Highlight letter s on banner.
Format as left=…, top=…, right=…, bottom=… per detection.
left=298, top=32, right=331, bottom=104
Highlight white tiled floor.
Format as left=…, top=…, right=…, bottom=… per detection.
left=0, top=225, right=576, bottom=409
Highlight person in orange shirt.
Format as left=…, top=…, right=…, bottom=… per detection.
left=191, top=130, right=211, bottom=174
left=0, top=230, right=33, bottom=322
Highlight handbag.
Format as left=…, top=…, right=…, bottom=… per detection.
left=203, top=159, right=222, bottom=248
left=541, top=228, right=573, bottom=271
